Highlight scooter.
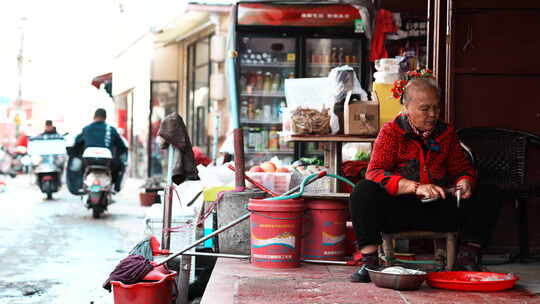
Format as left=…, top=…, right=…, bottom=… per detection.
left=12, top=146, right=32, bottom=174
left=81, top=147, right=114, bottom=218
left=0, top=146, right=17, bottom=178
left=27, top=136, right=67, bottom=200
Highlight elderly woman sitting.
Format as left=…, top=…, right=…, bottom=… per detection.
left=349, top=78, right=502, bottom=283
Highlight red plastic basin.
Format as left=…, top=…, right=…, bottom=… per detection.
left=111, top=270, right=177, bottom=304
left=427, top=271, right=519, bottom=292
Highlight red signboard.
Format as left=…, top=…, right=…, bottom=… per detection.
left=237, top=3, right=361, bottom=27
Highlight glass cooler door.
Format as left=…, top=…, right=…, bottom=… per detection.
left=238, top=36, right=296, bottom=167
left=302, top=38, right=364, bottom=159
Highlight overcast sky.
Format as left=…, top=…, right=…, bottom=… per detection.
left=0, top=0, right=192, bottom=134
left=0, top=0, right=120, bottom=132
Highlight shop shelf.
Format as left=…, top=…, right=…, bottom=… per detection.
left=307, top=63, right=360, bottom=68
left=245, top=150, right=294, bottom=154
left=240, top=120, right=283, bottom=126
left=285, top=134, right=376, bottom=143
left=241, top=62, right=295, bottom=68
left=240, top=91, right=285, bottom=98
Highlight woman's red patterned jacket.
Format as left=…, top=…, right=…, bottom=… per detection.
left=366, top=114, right=476, bottom=196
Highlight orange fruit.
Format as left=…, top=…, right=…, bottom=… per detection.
left=260, top=162, right=277, bottom=172
left=249, top=165, right=265, bottom=172
left=276, top=167, right=290, bottom=173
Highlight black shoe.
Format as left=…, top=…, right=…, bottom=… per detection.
left=350, top=264, right=372, bottom=283
left=350, top=252, right=379, bottom=283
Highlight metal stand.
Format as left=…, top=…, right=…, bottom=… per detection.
left=175, top=255, right=191, bottom=304
left=162, top=147, right=175, bottom=250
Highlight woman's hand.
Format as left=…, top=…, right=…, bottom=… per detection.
left=416, top=183, right=446, bottom=200
left=455, top=179, right=473, bottom=199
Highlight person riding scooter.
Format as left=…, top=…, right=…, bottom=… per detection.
left=28, top=122, right=67, bottom=200
left=66, top=108, right=128, bottom=218
left=39, top=120, right=62, bottom=138
left=70, top=108, right=128, bottom=193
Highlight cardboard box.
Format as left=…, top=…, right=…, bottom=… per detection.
left=344, top=91, right=379, bottom=135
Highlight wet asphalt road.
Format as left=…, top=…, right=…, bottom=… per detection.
left=0, top=174, right=147, bottom=304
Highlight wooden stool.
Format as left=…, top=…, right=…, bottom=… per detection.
left=381, top=231, right=457, bottom=270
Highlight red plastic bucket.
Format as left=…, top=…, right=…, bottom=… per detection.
left=111, top=270, right=177, bottom=304
left=302, top=200, right=347, bottom=261
left=248, top=198, right=305, bottom=268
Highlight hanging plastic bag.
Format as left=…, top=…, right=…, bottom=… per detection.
left=327, top=66, right=368, bottom=134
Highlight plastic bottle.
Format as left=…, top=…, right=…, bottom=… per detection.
left=263, top=103, right=272, bottom=121
left=254, top=99, right=262, bottom=120
left=247, top=98, right=255, bottom=120
left=247, top=128, right=255, bottom=150
left=255, top=71, right=264, bottom=92
left=261, top=129, right=269, bottom=150
left=240, top=73, right=247, bottom=91
left=240, top=99, right=248, bottom=120
left=263, top=72, right=273, bottom=92
left=247, top=72, right=257, bottom=94
left=331, top=47, right=338, bottom=65
left=278, top=101, right=286, bottom=121
left=271, top=72, right=281, bottom=92
left=268, top=127, right=279, bottom=151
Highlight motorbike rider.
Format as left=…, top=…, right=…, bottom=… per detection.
left=72, top=108, right=128, bottom=192
left=35, top=120, right=63, bottom=140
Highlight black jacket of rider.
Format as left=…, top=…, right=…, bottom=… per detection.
left=74, top=121, right=127, bottom=157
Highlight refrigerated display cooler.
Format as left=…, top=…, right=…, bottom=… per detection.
left=235, top=1, right=369, bottom=167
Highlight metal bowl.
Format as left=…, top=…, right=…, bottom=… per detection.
left=367, top=267, right=427, bottom=290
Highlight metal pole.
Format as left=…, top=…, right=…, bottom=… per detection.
left=15, top=17, right=26, bottom=138
left=226, top=5, right=246, bottom=190
left=158, top=212, right=250, bottom=266
left=162, top=146, right=175, bottom=250
left=182, top=251, right=249, bottom=260
left=175, top=255, right=191, bottom=304
left=302, top=259, right=348, bottom=265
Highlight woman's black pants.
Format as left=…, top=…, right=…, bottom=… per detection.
left=348, top=180, right=502, bottom=249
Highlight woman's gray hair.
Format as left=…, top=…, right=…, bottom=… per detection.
left=402, top=78, right=440, bottom=104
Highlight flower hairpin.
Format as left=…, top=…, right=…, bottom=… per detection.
left=391, top=68, right=434, bottom=101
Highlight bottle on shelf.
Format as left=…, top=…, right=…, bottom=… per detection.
left=311, top=52, right=321, bottom=65
left=331, top=47, right=338, bottom=65
left=337, top=47, right=344, bottom=65
left=240, top=99, right=248, bottom=120
left=261, top=128, right=269, bottom=150
left=287, top=72, right=295, bottom=79
left=247, top=97, right=255, bottom=120
left=272, top=99, right=280, bottom=121
left=268, top=127, right=279, bottom=151
left=278, top=131, right=286, bottom=151
left=247, top=128, right=255, bottom=150
left=263, top=72, right=273, bottom=92
left=322, top=53, right=330, bottom=65
left=271, top=72, right=281, bottom=92
left=255, top=71, right=264, bottom=92
left=278, top=101, right=286, bottom=121
left=240, top=73, right=247, bottom=91
left=254, top=99, right=262, bottom=121
left=263, top=102, right=272, bottom=122
left=246, top=72, right=257, bottom=94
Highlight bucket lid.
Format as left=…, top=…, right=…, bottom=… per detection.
left=248, top=198, right=305, bottom=212
left=306, top=199, right=347, bottom=210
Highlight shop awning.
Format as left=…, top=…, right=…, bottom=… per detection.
left=91, top=72, right=112, bottom=97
